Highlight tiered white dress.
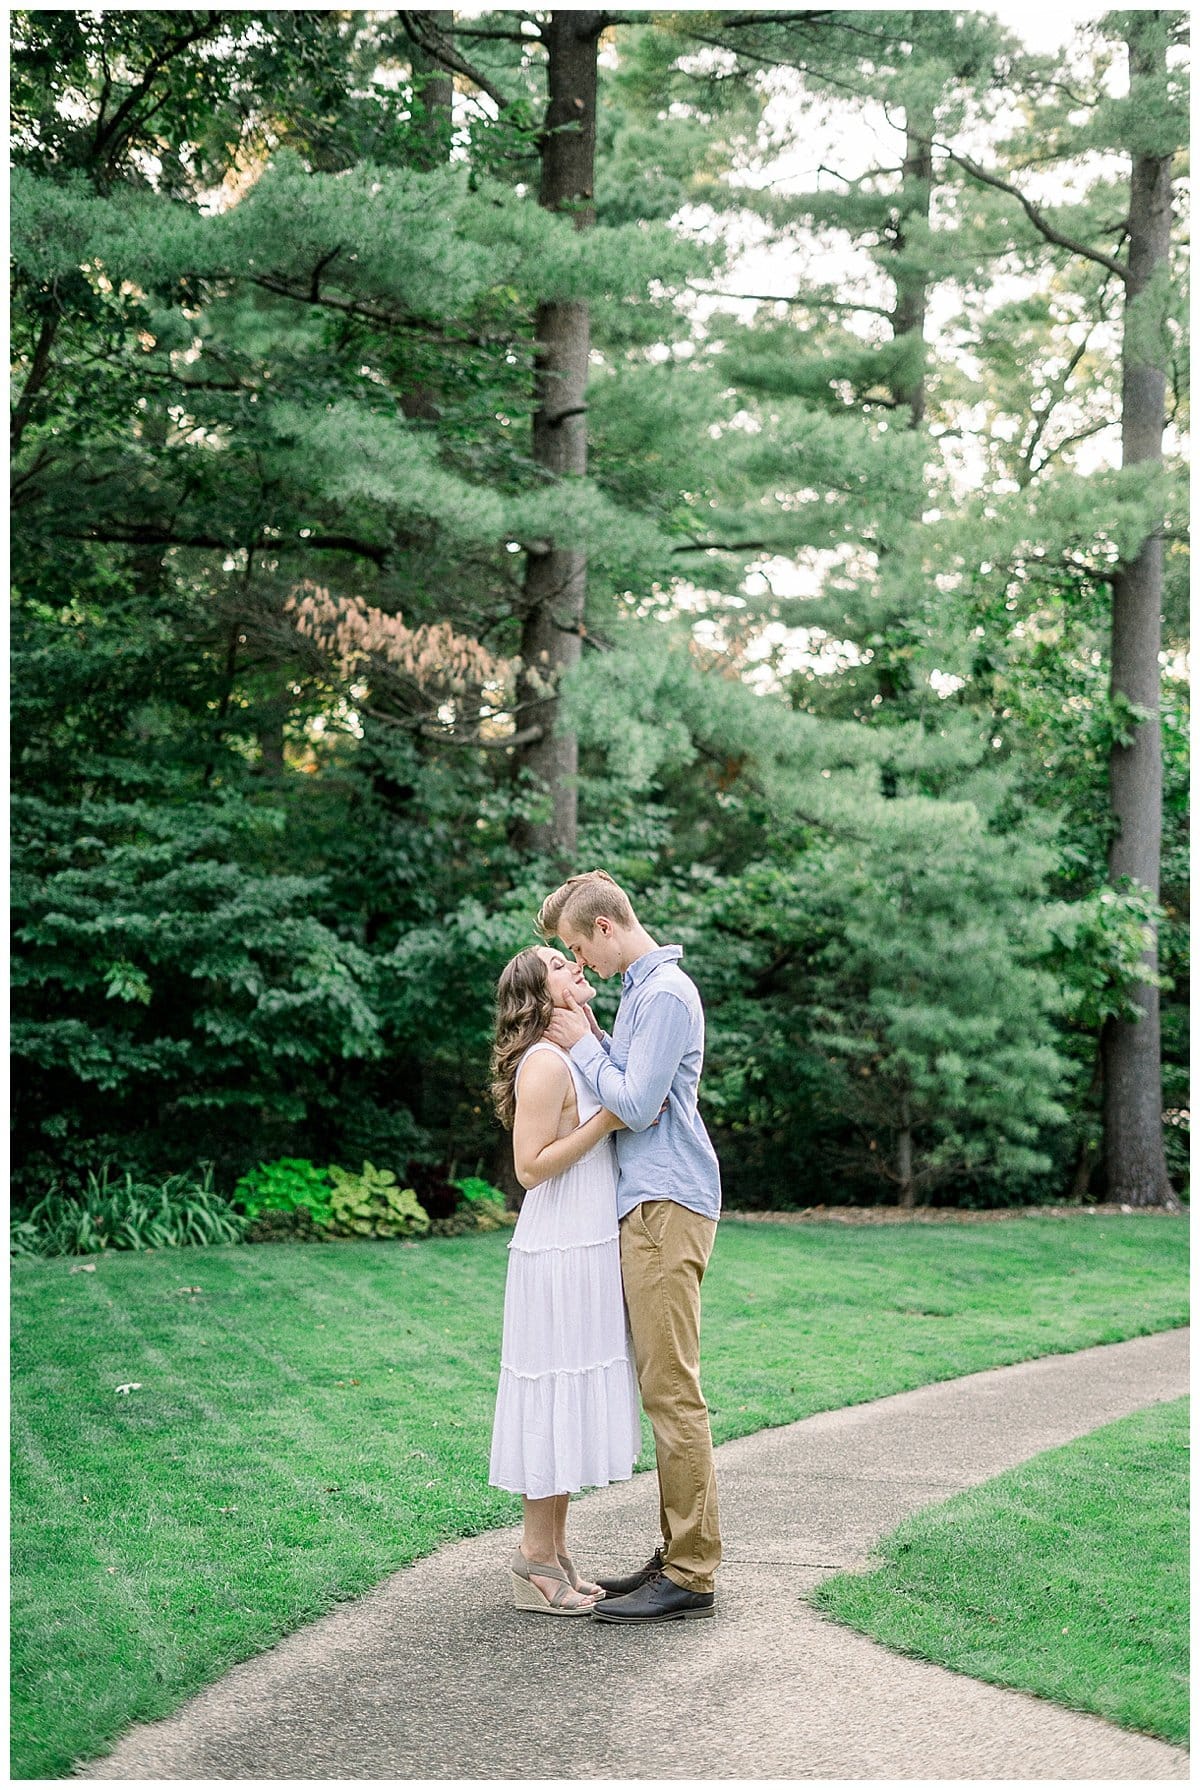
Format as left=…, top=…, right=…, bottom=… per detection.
left=489, top=1040, right=641, bottom=1499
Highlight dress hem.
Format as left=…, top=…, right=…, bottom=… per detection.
left=488, top=1466, right=638, bottom=1499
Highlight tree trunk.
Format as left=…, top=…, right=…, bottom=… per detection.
left=896, top=1092, right=915, bottom=1208
left=402, top=12, right=453, bottom=422
left=1101, top=12, right=1178, bottom=1210
left=891, top=94, right=933, bottom=431
left=408, top=10, right=455, bottom=172
left=876, top=69, right=932, bottom=755
left=512, top=12, right=601, bottom=864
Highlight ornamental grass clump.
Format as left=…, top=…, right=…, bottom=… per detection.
left=11, top=1165, right=247, bottom=1256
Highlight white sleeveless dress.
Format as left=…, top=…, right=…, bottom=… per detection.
left=489, top=1040, right=641, bottom=1499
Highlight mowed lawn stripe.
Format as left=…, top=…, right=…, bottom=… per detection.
left=812, top=1396, right=1190, bottom=1744
left=11, top=1217, right=1188, bottom=1778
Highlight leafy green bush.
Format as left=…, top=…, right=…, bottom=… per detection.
left=234, top=1158, right=333, bottom=1228
left=11, top=1166, right=247, bottom=1256
left=328, top=1162, right=431, bottom=1239
left=451, top=1176, right=515, bottom=1232
left=453, top=1175, right=506, bottom=1207
left=243, top=1206, right=333, bottom=1246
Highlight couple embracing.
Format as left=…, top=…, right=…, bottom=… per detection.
left=488, top=870, right=721, bottom=1624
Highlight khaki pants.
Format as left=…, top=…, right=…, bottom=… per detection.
left=619, top=1198, right=721, bottom=1593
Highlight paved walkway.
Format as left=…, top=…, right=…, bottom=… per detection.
left=83, top=1329, right=1189, bottom=1781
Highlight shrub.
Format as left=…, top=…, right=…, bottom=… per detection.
left=328, top=1161, right=431, bottom=1239
left=234, top=1158, right=333, bottom=1228
left=244, top=1206, right=332, bottom=1245
left=11, top=1165, right=247, bottom=1256
left=406, top=1160, right=463, bottom=1222
left=453, top=1175, right=506, bottom=1207
left=451, top=1176, right=515, bottom=1233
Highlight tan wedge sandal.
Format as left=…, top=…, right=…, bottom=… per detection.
left=511, top=1548, right=598, bottom=1617
left=558, top=1550, right=605, bottom=1599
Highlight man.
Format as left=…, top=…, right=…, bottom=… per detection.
left=538, top=869, right=721, bottom=1624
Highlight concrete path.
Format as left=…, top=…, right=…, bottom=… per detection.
left=83, top=1328, right=1189, bottom=1782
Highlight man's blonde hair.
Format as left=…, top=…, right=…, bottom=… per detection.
left=536, top=869, right=636, bottom=942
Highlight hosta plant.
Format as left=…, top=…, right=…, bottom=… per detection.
left=328, top=1161, right=431, bottom=1239
left=234, top=1157, right=334, bottom=1228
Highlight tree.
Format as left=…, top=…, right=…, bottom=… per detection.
left=933, top=10, right=1187, bottom=1205
left=514, top=11, right=604, bottom=862
left=1101, top=11, right=1182, bottom=1207
left=646, top=8, right=1188, bottom=1206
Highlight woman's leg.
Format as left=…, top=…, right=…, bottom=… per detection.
left=521, top=1495, right=596, bottom=1606
left=551, top=1493, right=604, bottom=1596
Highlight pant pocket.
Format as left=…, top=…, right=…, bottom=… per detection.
left=638, top=1199, right=672, bottom=1249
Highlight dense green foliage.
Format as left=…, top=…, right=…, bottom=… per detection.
left=9, top=1165, right=248, bottom=1256
left=12, top=1148, right=511, bottom=1254
left=814, top=1397, right=1189, bottom=1745
left=10, top=1214, right=1188, bottom=1775
left=10, top=10, right=1188, bottom=1209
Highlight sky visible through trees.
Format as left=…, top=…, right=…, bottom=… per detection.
left=9, top=8, right=1188, bottom=1215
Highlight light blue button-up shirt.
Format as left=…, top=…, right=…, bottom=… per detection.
left=568, top=944, right=721, bottom=1223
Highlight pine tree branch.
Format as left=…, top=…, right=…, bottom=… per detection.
left=449, top=24, right=542, bottom=43
left=670, top=539, right=770, bottom=553
left=398, top=13, right=514, bottom=112
left=10, top=445, right=61, bottom=499
left=240, top=274, right=512, bottom=350
left=72, top=523, right=391, bottom=567
left=361, top=704, right=545, bottom=748
left=1028, top=416, right=1119, bottom=479
left=718, top=12, right=839, bottom=25
left=309, top=245, right=344, bottom=303
left=1019, top=270, right=1120, bottom=483
left=419, top=721, right=543, bottom=748
left=697, top=288, right=895, bottom=318
left=928, top=139, right=1130, bottom=284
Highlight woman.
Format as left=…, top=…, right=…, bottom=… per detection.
left=488, top=944, right=641, bottom=1615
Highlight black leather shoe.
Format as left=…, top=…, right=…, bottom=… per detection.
left=591, top=1570, right=715, bottom=1623
left=594, top=1546, right=664, bottom=1597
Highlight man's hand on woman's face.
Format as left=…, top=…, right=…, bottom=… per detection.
left=545, top=987, right=589, bottom=1050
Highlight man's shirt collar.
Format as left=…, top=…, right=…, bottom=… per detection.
left=622, top=943, right=683, bottom=991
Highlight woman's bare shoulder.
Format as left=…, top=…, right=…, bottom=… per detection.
left=516, top=1045, right=570, bottom=1096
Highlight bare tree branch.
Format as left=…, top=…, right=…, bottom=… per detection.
left=362, top=703, right=545, bottom=748
left=930, top=138, right=1130, bottom=283
left=11, top=308, right=60, bottom=456
left=670, top=538, right=771, bottom=553
left=91, top=12, right=225, bottom=174
left=398, top=12, right=514, bottom=113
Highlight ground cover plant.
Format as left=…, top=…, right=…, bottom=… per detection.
left=812, top=1397, right=1189, bottom=1745
left=10, top=1214, right=1187, bottom=1777
left=12, top=1159, right=510, bottom=1254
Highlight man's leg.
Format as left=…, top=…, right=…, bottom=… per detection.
left=619, top=1199, right=721, bottom=1593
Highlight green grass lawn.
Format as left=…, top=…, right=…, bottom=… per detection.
left=812, top=1396, right=1189, bottom=1745
left=11, top=1214, right=1188, bottom=1777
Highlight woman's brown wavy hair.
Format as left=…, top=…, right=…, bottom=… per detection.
left=490, top=947, right=555, bottom=1130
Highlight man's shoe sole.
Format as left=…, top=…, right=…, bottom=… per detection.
left=591, top=1604, right=715, bottom=1623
